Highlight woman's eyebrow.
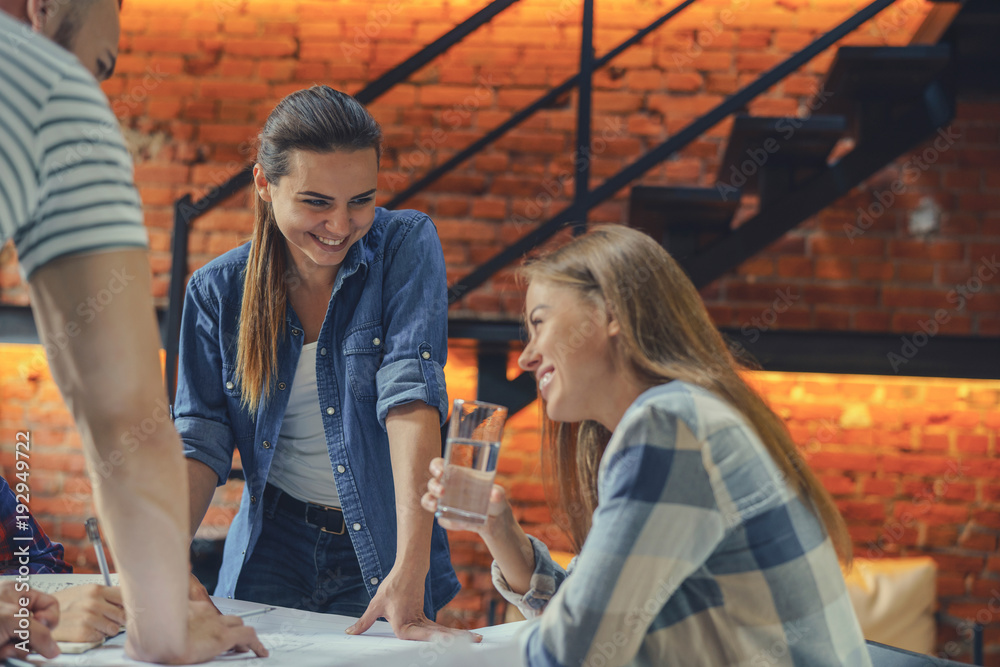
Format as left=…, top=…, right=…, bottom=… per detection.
left=296, top=188, right=377, bottom=200
left=528, top=305, right=549, bottom=319
left=297, top=190, right=333, bottom=200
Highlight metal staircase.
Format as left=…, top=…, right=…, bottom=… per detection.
left=155, top=0, right=1000, bottom=416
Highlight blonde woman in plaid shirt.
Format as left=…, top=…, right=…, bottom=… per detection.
left=424, top=225, right=871, bottom=667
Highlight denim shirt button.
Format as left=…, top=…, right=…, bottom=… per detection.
left=370, top=577, right=379, bottom=586
left=320, top=348, right=327, bottom=356
left=421, top=351, right=430, bottom=360
left=372, top=338, right=381, bottom=346
left=225, top=381, right=234, bottom=390
left=262, top=441, right=271, bottom=449
left=250, top=495, right=257, bottom=503
left=292, top=328, right=301, bottom=336
left=326, top=406, right=336, bottom=415
left=278, top=382, right=286, bottom=390
left=337, top=465, right=346, bottom=473
left=352, top=522, right=361, bottom=531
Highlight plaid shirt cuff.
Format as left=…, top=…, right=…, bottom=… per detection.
left=491, top=535, right=567, bottom=618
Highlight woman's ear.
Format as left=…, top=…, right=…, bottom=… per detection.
left=252, top=164, right=273, bottom=203
left=605, top=301, right=621, bottom=338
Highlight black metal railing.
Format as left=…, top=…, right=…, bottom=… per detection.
left=165, top=0, right=524, bottom=400
left=447, top=0, right=905, bottom=303
left=165, top=0, right=908, bottom=401
left=164, top=0, right=708, bottom=399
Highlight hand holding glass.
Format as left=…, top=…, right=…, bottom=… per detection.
left=435, top=400, right=507, bottom=524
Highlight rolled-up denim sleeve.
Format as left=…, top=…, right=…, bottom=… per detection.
left=375, top=214, right=450, bottom=429
left=173, top=272, right=236, bottom=486
left=491, top=535, right=569, bottom=619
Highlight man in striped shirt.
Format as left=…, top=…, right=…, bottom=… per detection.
left=0, top=1, right=265, bottom=661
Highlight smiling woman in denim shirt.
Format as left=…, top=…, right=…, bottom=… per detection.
left=174, top=85, right=470, bottom=642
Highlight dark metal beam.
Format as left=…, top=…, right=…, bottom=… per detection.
left=718, top=328, right=1000, bottom=380
left=573, top=0, right=595, bottom=236
left=163, top=1, right=524, bottom=403
left=476, top=343, right=537, bottom=416
left=385, top=0, right=700, bottom=211
left=165, top=194, right=193, bottom=402
left=0, top=305, right=171, bottom=348
left=682, top=83, right=953, bottom=289
left=447, top=0, right=903, bottom=304
left=3, top=305, right=998, bottom=379
left=353, top=0, right=523, bottom=105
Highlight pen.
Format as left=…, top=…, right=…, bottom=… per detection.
left=85, top=517, right=112, bottom=587
left=234, top=607, right=276, bottom=619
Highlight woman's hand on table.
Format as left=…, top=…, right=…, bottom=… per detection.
left=345, top=563, right=481, bottom=643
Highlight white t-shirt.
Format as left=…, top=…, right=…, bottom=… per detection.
left=0, top=12, right=147, bottom=280
left=267, top=342, right=341, bottom=508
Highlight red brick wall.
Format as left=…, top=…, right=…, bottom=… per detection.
left=1, top=0, right=999, bottom=661
left=2, top=343, right=999, bottom=662
left=2, top=0, right=997, bottom=331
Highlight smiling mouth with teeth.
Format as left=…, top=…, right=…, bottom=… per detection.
left=313, top=233, right=345, bottom=247
left=539, top=369, right=554, bottom=391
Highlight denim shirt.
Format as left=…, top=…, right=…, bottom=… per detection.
left=173, top=208, right=460, bottom=616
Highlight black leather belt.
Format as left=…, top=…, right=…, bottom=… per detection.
left=267, top=484, right=345, bottom=535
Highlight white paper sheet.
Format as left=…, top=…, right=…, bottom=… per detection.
left=12, top=575, right=526, bottom=666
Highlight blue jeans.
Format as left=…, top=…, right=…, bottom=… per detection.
left=233, top=486, right=371, bottom=617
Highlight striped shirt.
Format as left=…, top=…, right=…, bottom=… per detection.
left=494, top=381, right=872, bottom=667
left=0, top=12, right=146, bottom=280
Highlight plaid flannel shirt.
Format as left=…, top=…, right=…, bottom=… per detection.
left=494, top=381, right=871, bottom=667
left=0, top=476, right=71, bottom=575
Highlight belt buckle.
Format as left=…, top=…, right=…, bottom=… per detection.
left=313, top=502, right=345, bottom=536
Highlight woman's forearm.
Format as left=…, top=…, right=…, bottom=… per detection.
left=481, top=506, right=536, bottom=595
left=385, top=403, right=439, bottom=574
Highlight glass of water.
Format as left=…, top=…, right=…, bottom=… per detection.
left=435, top=399, right=508, bottom=524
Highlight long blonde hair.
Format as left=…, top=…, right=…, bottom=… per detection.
left=522, top=225, right=851, bottom=563
left=236, top=86, right=382, bottom=413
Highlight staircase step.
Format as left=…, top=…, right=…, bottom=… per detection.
left=814, top=45, right=951, bottom=117
left=943, top=1, right=1000, bottom=93
left=629, top=186, right=738, bottom=258
left=716, top=115, right=847, bottom=197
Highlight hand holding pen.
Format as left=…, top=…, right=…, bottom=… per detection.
left=85, top=518, right=112, bottom=586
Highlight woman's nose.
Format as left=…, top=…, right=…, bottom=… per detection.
left=518, top=342, right=539, bottom=372
left=325, top=207, right=350, bottom=234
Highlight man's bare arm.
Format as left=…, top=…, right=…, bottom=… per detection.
left=28, top=248, right=189, bottom=662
